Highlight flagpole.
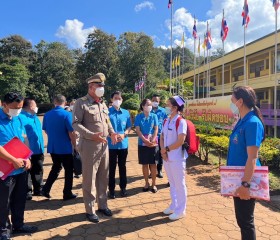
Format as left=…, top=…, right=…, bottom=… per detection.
left=274, top=6, right=278, bottom=138
left=197, top=37, right=200, bottom=99
left=222, top=9, right=225, bottom=96
left=175, top=57, right=178, bottom=95
left=203, top=40, right=206, bottom=98
left=243, top=23, right=246, bottom=86
left=169, top=2, right=173, bottom=93
left=182, top=32, right=185, bottom=96
left=193, top=17, right=196, bottom=100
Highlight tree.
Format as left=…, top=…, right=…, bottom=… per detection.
left=118, top=32, right=166, bottom=94
left=76, top=29, right=120, bottom=100
left=28, top=41, right=76, bottom=102
left=0, top=35, right=33, bottom=65
left=0, top=59, right=30, bottom=97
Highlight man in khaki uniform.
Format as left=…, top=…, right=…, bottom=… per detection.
left=72, top=73, right=117, bottom=223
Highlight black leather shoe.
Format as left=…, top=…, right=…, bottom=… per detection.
left=33, top=191, right=43, bottom=196
left=120, top=189, right=127, bottom=197
left=86, top=213, right=99, bottom=223
left=0, top=234, right=10, bottom=240
left=13, top=225, right=38, bottom=234
left=26, top=193, right=32, bottom=200
left=97, top=208, right=113, bottom=216
left=108, top=191, right=115, bottom=199
left=157, top=171, right=163, bottom=178
left=63, top=193, right=77, bottom=201
left=41, top=190, right=51, bottom=199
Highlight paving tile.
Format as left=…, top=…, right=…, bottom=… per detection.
left=9, top=133, right=280, bottom=240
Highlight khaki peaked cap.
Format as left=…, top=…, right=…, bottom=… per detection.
left=86, top=73, right=106, bottom=85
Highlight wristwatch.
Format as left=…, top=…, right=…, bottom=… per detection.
left=241, top=181, right=251, bottom=188
left=165, top=146, right=170, bottom=152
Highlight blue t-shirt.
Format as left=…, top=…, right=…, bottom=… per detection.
left=151, top=106, right=167, bottom=137
left=108, top=107, right=131, bottom=149
left=134, top=112, right=158, bottom=146
left=19, top=111, right=44, bottom=154
left=0, top=108, right=25, bottom=176
left=42, top=106, right=74, bottom=154
left=227, top=111, right=264, bottom=166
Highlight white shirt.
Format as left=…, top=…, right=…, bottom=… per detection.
left=162, top=114, right=188, bottom=161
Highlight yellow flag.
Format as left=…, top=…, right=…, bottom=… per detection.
left=178, top=55, right=181, bottom=66
left=181, top=32, right=184, bottom=48
left=172, top=59, right=175, bottom=69
left=175, top=56, right=178, bottom=67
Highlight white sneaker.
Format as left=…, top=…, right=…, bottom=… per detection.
left=163, top=207, right=174, bottom=215
left=169, top=212, right=186, bottom=220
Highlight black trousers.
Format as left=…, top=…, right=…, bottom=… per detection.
left=43, top=153, right=73, bottom=196
left=108, top=149, right=128, bottom=192
left=234, top=197, right=256, bottom=240
left=156, top=136, right=163, bottom=172
left=0, top=172, right=27, bottom=236
left=27, top=154, right=44, bottom=194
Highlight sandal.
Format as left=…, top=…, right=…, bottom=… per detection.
left=142, top=184, right=150, bottom=192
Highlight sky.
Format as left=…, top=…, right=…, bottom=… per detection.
left=0, top=0, right=279, bottom=53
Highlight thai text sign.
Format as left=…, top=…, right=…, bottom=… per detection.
left=185, top=96, right=238, bottom=129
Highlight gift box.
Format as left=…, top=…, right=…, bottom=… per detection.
left=220, top=166, right=270, bottom=201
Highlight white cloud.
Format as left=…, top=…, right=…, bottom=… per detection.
left=165, top=0, right=278, bottom=53
left=56, top=19, right=95, bottom=48
left=135, top=1, right=155, bottom=12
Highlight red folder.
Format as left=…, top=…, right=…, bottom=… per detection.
left=0, top=137, right=33, bottom=180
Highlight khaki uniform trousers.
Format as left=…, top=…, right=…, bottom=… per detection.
left=80, top=139, right=109, bottom=214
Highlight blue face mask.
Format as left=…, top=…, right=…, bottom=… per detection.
left=165, top=107, right=171, bottom=115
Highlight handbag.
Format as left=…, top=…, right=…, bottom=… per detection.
left=73, top=150, right=82, bottom=175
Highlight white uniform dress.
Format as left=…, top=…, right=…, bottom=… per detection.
left=162, top=114, right=188, bottom=215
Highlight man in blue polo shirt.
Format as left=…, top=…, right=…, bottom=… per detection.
left=107, top=91, right=131, bottom=198
left=151, top=94, right=167, bottom=178
left=0, top=92, right=37, bottom=240
left=19, top=98, right=45, bottom=200
left=42, top=94, right=77, bottom=200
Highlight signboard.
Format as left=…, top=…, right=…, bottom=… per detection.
left=184, top=96, right=238, bottom=130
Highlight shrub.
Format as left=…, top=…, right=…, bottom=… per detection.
left=122, top=98, right=140, bottom=111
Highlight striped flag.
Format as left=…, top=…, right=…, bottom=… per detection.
left=242, top=0, right=250, bottom=27
left=273, top=0, right=280, bottom=11
left=168, top=0, right=172, bottom=9
left=193, top=19, right=198, bottom=39
left=221, top=18, right=229, bottom=41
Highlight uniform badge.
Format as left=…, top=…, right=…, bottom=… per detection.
left=233, top=134, right=238, bottom=144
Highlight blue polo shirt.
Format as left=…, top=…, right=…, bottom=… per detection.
left=0, top=108, right=25, bottom=176
left=227, top=111, right=264, bottom=166
left=151, top=106, right=167, bottom=137
left=19, top=110, right=44, bottom=154
left=42, top=106, right=73, bottom=154
left=134, top=112, right=158, bottom=146
left=107, top=107, right=131, bottom=149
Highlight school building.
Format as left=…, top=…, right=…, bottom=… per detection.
left=182, top=30, right=280, bottom=137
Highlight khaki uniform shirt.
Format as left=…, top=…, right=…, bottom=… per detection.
left=72, top=94, right=114, bottom=142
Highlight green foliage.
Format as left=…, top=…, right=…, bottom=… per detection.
left=0, top=61, right=30, bottom=97
left=122, top=98, right=140, bottom=111
left=121, top=93, right=139, bottom=102
left=145, top=89, right=171, bottom=106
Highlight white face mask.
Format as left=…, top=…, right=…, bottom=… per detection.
left=152, top=102, right=159, bottom=108
left=95, top=87, right=105, bottom=97
left=230, top=101, right=239, bottom=114
left=165, top=107, right=171, bottom=115
left=113, top=100, right=122, bottom=108
left=8, top=108, right=22, bottom=117
left=144, top=106, right=152, bottom=113
left=69, top=105, right=74, bottom=111
left=33, top=107, right=38, bottom=114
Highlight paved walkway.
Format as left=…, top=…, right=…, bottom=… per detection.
left=13, top=135, right=280, bottom=240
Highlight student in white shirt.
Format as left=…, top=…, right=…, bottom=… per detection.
left=160, top=96, right=188, bottom=220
